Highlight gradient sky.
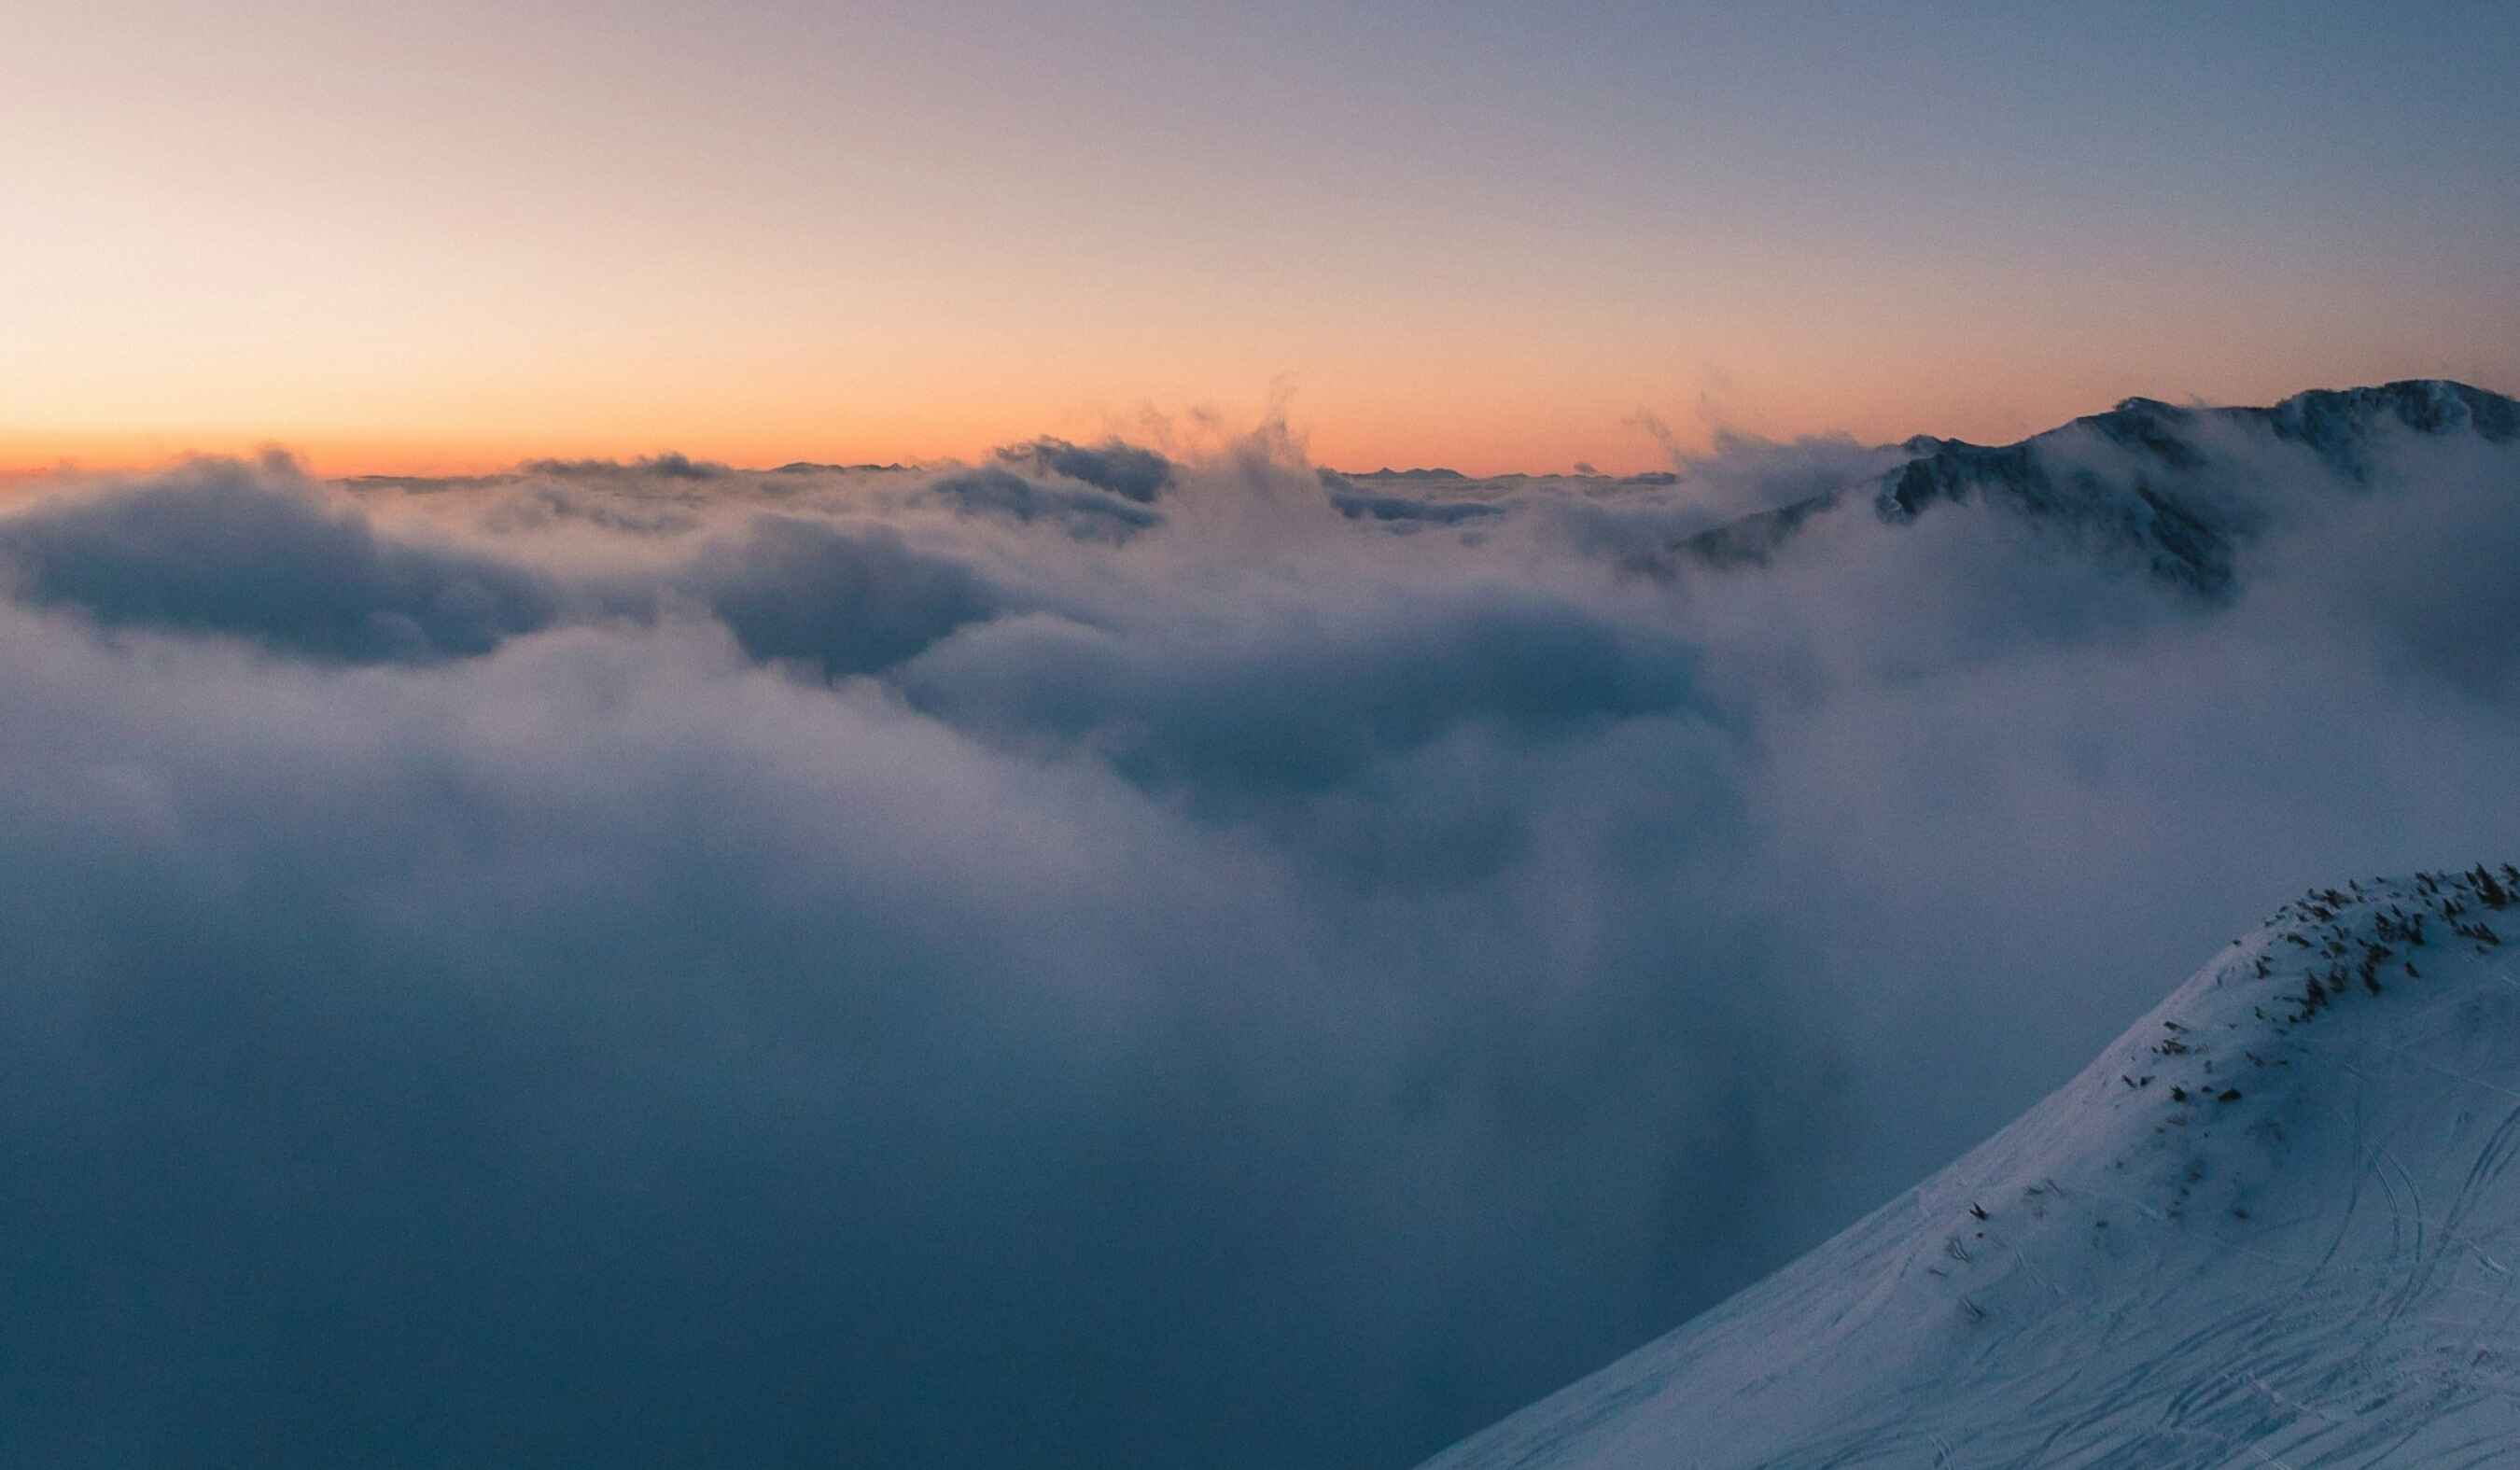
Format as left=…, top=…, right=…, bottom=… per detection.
left=6, top=0, right=2516, bottom=475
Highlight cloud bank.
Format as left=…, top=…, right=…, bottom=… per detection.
left=4, top=391, right=2516, bottom=1468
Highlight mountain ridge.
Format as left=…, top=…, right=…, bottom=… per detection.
left=1420, top=864, right=2520, bottom=1469
left=1674, top=379, right=2518, bottom=594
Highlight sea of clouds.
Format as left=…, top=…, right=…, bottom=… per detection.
left=4, top=404, right=2516, bottom=1467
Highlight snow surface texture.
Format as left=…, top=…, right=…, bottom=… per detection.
left=1422, top=867, right=2520, bottom=1469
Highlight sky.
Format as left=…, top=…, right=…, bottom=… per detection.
left=6, top=7, right=2520, bottom=1467
left=6, top=0, right=2516, bottom=475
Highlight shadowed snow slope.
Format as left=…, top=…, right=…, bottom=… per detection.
left=1421, top=867, right=2520, bottom=1469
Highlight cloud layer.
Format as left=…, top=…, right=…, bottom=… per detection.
left=4, top=397, right=2517, bottom=1467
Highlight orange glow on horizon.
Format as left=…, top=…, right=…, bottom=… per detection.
left=7, top=0, right=2513, bottom=493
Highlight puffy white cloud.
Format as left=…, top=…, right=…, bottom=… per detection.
left=2, top=386, right=2514, bottom=1467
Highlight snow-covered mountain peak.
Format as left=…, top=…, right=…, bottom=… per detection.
left=1670, top=380, right=2518, bottom=595
left=1420, top=866, right=2520, bottom=1469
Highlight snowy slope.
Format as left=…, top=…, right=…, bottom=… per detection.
left=1420, top=867, right=2520, bottom=1469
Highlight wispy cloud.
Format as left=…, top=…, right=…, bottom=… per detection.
left=2, top=388, right=2515, bottom=1468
